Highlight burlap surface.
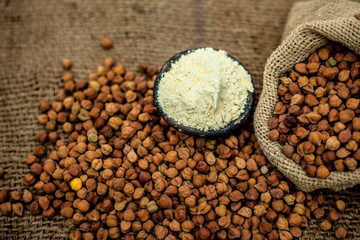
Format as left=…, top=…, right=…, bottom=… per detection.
left=0, top=0, right=359, bottom=239
left=254, top=0, right=360, bottom=192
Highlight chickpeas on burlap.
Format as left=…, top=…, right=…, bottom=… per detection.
left=254, top=0, right=360, bottom=192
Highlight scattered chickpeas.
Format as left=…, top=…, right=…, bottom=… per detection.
left=70, top=178, right=82, bottom=191
left=335, top=200, right=346, bottom=212
left=61, top=58, right=72, bottom=69
left=335, top=226, right=347, bottom=239
left=100, top=37, right=113, bottom=50
left=0, top=58, right=348, bottom=239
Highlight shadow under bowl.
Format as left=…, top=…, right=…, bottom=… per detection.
left=153, top=48, right=255, bottom=138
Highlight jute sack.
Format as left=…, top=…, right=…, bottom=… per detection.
left=254, top=0, right=360, bottom=192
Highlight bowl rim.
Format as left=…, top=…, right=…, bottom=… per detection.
left=153, top=47, right=255, bottom=138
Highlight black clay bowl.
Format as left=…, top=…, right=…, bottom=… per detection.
left=153, top=48, right=255, bottom=138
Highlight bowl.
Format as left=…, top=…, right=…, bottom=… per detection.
left=153, top=48, right=255, bottom=138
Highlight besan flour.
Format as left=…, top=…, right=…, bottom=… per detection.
left=158, top=48, right=254, bottom=131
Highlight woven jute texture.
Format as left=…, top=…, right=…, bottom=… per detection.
left=0, top=0, right=359, bottom=239
left=254, top=0, right=360, bottom=193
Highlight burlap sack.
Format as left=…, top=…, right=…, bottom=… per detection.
left=254, top=0, right=360, bottom=192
